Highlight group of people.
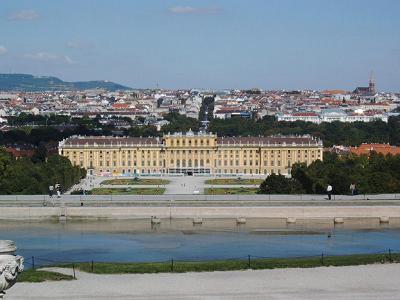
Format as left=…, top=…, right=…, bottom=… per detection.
left=49, top=183, right=61, bottom=198
left=326, top=183, right=358, bottom=200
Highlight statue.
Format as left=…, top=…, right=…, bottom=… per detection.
left=0, top=241, right=24, bottom=298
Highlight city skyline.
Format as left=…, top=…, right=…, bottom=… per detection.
left=0, top=0, right=399, bottom=91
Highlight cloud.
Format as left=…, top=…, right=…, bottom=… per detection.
left=67, top=41, right=94, bottom=50
left=168, top=6, right=222, bottom=14
left=23, top=52, right=75, bottom=64
left=0, top=46, right=7, bottom=55
left=64, top=55, right=75, bottom=64
left=8, top=10, right=40, bottom=21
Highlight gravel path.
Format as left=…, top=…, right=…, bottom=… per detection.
left=7, top=264, right=400, bottom=299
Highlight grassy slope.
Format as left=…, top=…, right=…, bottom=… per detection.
left=63, top=253, right=399, bottom=274
left=91, top=187, right=165, bottom=195
left=18, top=269, right=74, bottom=283
left=205, top=179, right=263, bottom=185
left=101, top=179, right=169, bottom=185
left=204, top=187, right=259, bottom=195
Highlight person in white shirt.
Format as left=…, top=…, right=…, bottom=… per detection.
left=327, top=184, right=333, bottom=200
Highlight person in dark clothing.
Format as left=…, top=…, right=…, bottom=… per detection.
left=327, top=184, right=333, bottom=200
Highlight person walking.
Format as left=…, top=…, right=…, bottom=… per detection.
left=48, top=185, right=54, bottom=198
left=327, top=184, right=333, bottom=200
left=349, top=183, right=356, bottom=196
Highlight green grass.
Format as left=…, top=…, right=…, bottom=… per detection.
left=59, top=252, right=399, bottom=275
left=101, top=179, right=169, bottom=185
left=18, top=269, right=74, bottom=282
left=204, top=187, right=259, bottom=195
left=205, top=178, right=264, bottom=185
left=91, top=187, right=165, bottom=195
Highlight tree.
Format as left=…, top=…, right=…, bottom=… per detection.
left=31, top=144, right=47, bottom=163
left=258, top=174, right=304, bottom=194
left=0, top=149, right=86, bottom=195
left=291, top=163, right=314, bottom=193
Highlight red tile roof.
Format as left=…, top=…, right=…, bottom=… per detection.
left=350, top=144, right=400, bottom=156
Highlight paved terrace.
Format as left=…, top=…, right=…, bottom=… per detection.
left=0, top=193, right=400, bottom=206
left=8, top=264, right=400, bottom=300
left=1, top=194, right=400, bottom=220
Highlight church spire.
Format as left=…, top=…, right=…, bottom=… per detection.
left=369, top=70, right=376, bottom=94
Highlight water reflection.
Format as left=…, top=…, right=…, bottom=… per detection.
left=1, top=218, right=400, bottom=264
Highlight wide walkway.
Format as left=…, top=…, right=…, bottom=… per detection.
left=8, top=264, right=400, bottom=299
left=66, top=175, right=265, bottom=195
left=164, top=176, right=207, bottom=194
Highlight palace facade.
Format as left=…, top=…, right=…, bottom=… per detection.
left=58, top=131, right=323, bottom=176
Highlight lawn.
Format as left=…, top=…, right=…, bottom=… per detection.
left=205, top=178, right=264, bottom=185
left=101, top=178, right=169, bottom=185
left=90, top=187, right=165, bottom=195
left=204, top=187, right=259, bottom=195
left=59, top=252, right=398, bottom=275
left=18, top=269, right=74, bottom=283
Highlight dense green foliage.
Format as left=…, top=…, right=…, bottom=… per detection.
left=290, top=152, right=400, bottom=194
left=3, top=113, right=400, bottom=148
left=0, top=73, right=130, bottom=91
left=210, top=116, right=400, bottom=147
left=7, top=113, right=71, bottom=126
left=162, top=112, right=200, bottom=133
left=0, top=149, right=86, bottom=194
left=198, top=96, right=215, bottom=121
left=1, top=118, right=112, bottom=146
left=258, top=152, right=400, bottom=195
left=258, top=174, right=305, bottom=194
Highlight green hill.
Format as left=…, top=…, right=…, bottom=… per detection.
left=0, top=74, right=132, bottom=91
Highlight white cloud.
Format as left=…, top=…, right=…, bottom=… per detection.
left=64, top=55, right=75, bottom=64
left=23, top=52, right=75, bottom=64
left=168, top=6, right=222, bottom=14
left=9, top=10, right=40, bottom=21
left=0, top=46, right=7, bottom=55
left=67, top=41, right=94, bottom=50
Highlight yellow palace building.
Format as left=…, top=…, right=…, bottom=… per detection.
left=58, top=131, right=323, bottom=176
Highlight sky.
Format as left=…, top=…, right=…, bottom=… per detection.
left=0, top=0, right=399, bottom=91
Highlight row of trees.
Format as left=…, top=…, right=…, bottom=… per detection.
left=0, top=149, right=86, bottom=194
left=258, top=152, right=400, bottom=195
left=210, top=116, right=400, bottom=147
left=3, top=113, right=400, bottom=147
left=1, top=113, right=202, bottom=146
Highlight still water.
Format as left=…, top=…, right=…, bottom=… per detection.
left=1, top=219, right=400, bottom=264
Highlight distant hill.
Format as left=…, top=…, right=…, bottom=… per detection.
left=0, top=74, right=132, bottom=91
